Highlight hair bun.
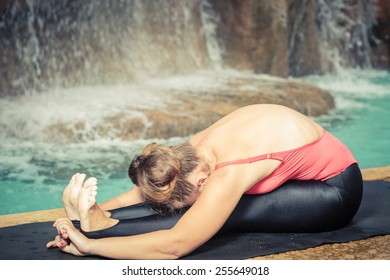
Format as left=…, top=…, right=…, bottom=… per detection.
left=133, top=155, right=146, bottom=168
left=128, top=155, right=146, bottom=185
left=128, top=142, right=200, bottom=213
left=141, top=143, right=159, bottom=156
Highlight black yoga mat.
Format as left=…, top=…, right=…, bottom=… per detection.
left=0, top=180, right=389, bottom=260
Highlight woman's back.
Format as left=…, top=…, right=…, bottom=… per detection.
left=191, top=104, right=324, bottom=164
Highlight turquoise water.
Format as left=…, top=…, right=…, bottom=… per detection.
left=0, top=69, right=389, bottom=215
left=328, top=95, right=390, bottom=168
left=302, top=69, right=390, bottom=169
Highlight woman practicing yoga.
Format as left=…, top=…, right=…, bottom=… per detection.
left=47, top=104, right=363, bottom=259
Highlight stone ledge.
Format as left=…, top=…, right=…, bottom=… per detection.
left=361, top=166, right=390, bottom=181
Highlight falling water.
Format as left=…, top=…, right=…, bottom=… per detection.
left=288, top=0, right=379, bottom=75
left=200, top=0, right=224, bottom=70
left=0, top=0, right=225, bottom=97
left=314, top=0, right=378, bottom=71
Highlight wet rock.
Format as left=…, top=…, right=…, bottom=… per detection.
left=288, top=0, right=381, bottom=75
left=140, top=76, right=334, bottom=140
left=210, top=0, right=289, bottom=76
left=371, top=0, right=390, bottom=68
left=43, top=73, right=334, bottom=143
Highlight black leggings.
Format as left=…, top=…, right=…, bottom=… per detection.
left=79, top=163, right=363, bottom=238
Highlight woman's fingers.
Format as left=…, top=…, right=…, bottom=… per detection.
left=48, top=218, right=74, bottom=248
left=53, top=218, right=72, bottom=238
left=47, top=234, right=71, bottom=252
left=46, top=235, right=62, bottom=248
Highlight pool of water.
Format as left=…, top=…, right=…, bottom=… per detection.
left=0, top=69, right=389, bottom=215
left=301, top=69, right=390, bottom=169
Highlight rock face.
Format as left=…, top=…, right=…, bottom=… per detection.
left=287, top=0, right=388, bottom=75
left=0, top=0, right=389, bottom=97
left=210, top=0, right=289, bottom=76
left=371, top=0, right=390, bottom=68
left=214, top=0, right=389, bottom=75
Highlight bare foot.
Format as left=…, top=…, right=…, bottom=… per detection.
left=62, top=173, right=86, bottom=220
left=78, top=178, right=118, bottom=232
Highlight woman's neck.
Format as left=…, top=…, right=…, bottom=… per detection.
left=196, top=146, right=216, bottom=174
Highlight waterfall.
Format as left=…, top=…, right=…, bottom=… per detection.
left=287, top=0, right=380, bottom=76
left=314, top=0, right=378, bottom=72
left=200, top=0, right=224, bottom=70
left=0, top=0, right=385, bottom=97
left=0, top=0, right=223, bottom=97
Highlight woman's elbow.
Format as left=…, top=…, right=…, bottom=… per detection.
left=164, top=241, right=188, bottom=260
left=163, top=234, right=195, bottom=260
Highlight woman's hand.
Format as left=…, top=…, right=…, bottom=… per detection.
left=46, top=234, right=69, bottom=248
left=46, top=218, right=91, bottom=257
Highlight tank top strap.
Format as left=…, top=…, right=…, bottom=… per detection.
left=215, top=153, right=283, bottom=170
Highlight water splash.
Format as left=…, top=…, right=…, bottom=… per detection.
left=301, top=68, right=390, bottom=98
left=0, top=69, right=282, bottom=144
left=298, top=68, right=390, bottom=129
left=315, top=0, right=378, bottom=72
left=0, top=84, right=163, bottom=142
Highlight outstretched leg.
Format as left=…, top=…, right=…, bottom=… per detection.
left=77, top=178, right=119, bottom=232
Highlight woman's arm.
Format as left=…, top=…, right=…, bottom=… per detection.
left=57, top=170, right=246, bottom=259
left=92, top=174, right=243, bottom=259
left=99, top=186, right=145, bottom=211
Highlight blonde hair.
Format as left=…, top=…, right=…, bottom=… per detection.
left=128, top=142, right=200, bottom=213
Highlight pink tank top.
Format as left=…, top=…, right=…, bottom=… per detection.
left=214, top=130, right=357, bottom=194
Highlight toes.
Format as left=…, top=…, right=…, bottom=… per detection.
left=78, top=180, right=98, bottom=205
left=75, top=173, right=86, bottom=187
left=89, top=195, right=96, bottom=204
left=84, top=182, right=98, bottom=193
left=87, top=186, right=98, bottom=201
left=69, top=174, right=77, bottom=184
left=84, top=177, right=97, bottom=188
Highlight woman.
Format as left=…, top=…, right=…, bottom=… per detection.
left=47, top=104, right=363, bottom=259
